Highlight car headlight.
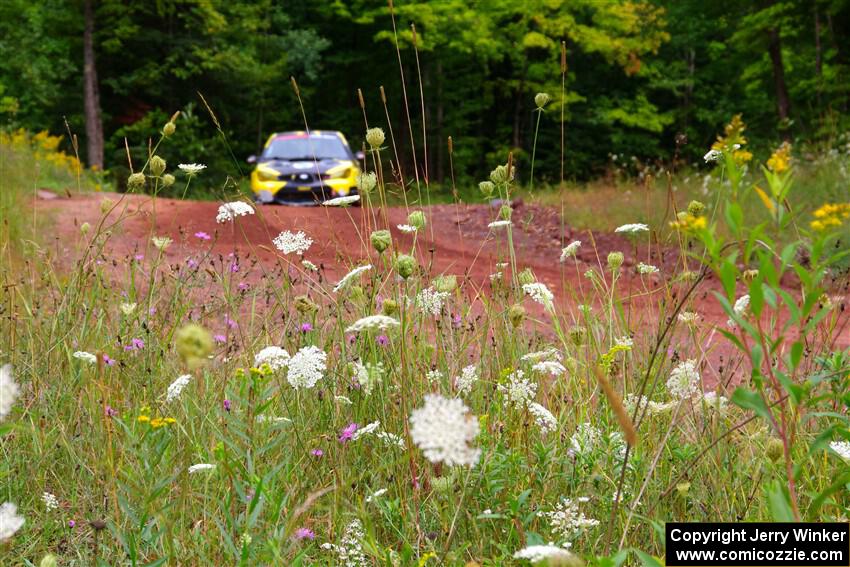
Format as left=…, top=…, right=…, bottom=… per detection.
left=322, top=168, right=351, bottom=180
left=255, top=168, right=279, bottom=182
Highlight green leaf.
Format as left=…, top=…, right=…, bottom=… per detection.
left=766, top=482, right=795, bottom=521
left=731, top=387, right=773, bottom=423
left=633, top=549, right=664, bottom=567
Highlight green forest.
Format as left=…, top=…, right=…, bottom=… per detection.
left=2, top=0, right=849, bottom=190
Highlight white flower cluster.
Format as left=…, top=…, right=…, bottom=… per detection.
left=488, top=220, right=512, bottom=229
left=426, top=369, right=444, bottom=384
left=539, top=497, right=600, bottom=543
left=352, top=420, right=381, bottom=441
left=366, top=488, right=388, bottom=503
left=522, top=348, right=562, bottom=364
left=522, top=282, right=554, bottom=309
left=409, top=394, right=481, bottom=467
left=532, top=360, right=566, bottom=377
left=513, top=545, right=577, bottom=564
left=529, top=403, right=558, bottom=435
left=455, top=365, right=479, bottom=396
left=0, top=502, right=25, bottom=542
left=273, top=230, right=313, bottom=255
left=727, top=294, right=750, bottom=327
left=614, top=336, right=634, bottom=349
left=569, top=423, right=602, bottom=458
left=0, top=365, right=19, bottom=421
left=829, top=440, right=850, bottom=462
left=351, top=360, right=383, bottom=396
left=188, top=463, right=216, bottom=474
left=321, top=519, right=368, bottom=566
left=254, top=346, right=290, bottom=372
left=498, top=370, right=538, bottom=409
left=216, top=201, right=255, bottom=223
left=416, top=287, right=450, bottom=317
left=120, top=302, right=137, bottom=315
left=637, top=262, right=659, bottom=274
left=704, top=149, right=723, bottom=163
left=376, top=431, right=406, bottom=449
left=178, top=163, right=207, bottom=175
left=73, top=351, right=97, bottom=364
left=397, top=224, right=418, bottom=233
left=322, top=195, right=360, bottom=206
left=165, top=374, right=192, bottom=403
left=615, top=223, right=649, bottom=234
left=151, top=236, right=172, bottom=250
left=677, top=311, right=699, bottom=325
left=286, top=345, right=327, bottom=389
left=560, top=240, right=581, bottom=261
left=334, top=264, right=372, bottom=293
left=42, top=492, right=59, bottom=511
left=345, top=315, right=399, bottom=333
left=624, top=394, right=675, bottom=416
left=667, top=359, right=701, bottom=400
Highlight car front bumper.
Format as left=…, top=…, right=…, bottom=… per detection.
left=251, top=177, right=355, bottom=204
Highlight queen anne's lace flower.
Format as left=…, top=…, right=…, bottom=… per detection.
left=0, top=502, right=25, bottom=541
left=727, top=294, right=750, bottom=327
left=178, top=163, right=207, bottom=176
left=539, top=497, right=599, bottom=543
left=254, top=346, right=290, bottom=372
left=165, top=374, right=192, bottom=402
left=323, top=195, right=361, bottom=206
left=830, top=441, right=850, bottom=462
left=522, top=282, right=554, bottom=308
left=151, top=236, right=172, bottom=250
left=273, top=230, right=313, bottom=255
left=352, top=421, right=381, bottom=441
left=488, top=220, right=512, bottom=228
left=637, top=262, right=658, bottom=274
left=216, top=201, right=255, bottom=223
left=678, top=311, right=699, bottom=325
left=615, top=223, right=649, bottom=234
left=287, top=345, right=327, bottom=389
left=321, top=519, right=368, bottom=566
left=513, top=545, right=577, bottom=564
left=73, top=351, right=97, bottom=364
left=397, top=224, right=418, bottom=233
left=522, top=348, right=562, bottom=363
left=569, top=423, right=601, bottom=458
left=333, top=265, right=372, bottom=293
left=560, top=241, right=581, bottom=262
left=42, top=492, right=59, bottom=511
left=416, top=287, right=449, bottom=316
left=0, top=365, right=19, bottom=420
left=409, top=394, right=480, bottom=467
left=704, top=149, right=722, bottom=163
left=529, top=403, right=558, bottom=435
left=532, top=360, right=566, bottom=377
left=455, top=365, right=479, bottom=396
left=346, top=315, right=399, bottom=334
left=498, top=370, right=538, bottom=408
left=188, top=463, right=216, bottom=474
left=366, top=488, right=388, bottom=503
left=376, top=431, right=405, bottom=449
left=667, top=359, right=701, bottom=400
left=302, top=259, right=318, bottom=271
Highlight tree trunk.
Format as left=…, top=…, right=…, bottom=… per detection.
left=766, top=27, right=791, bottom=127
left=435, top=60, right=444, bottom=184
left=83, top=0, right=104, bottom=169
left=815, top=4, right=823, bottom=108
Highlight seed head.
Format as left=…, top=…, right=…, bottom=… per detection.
left=162, top=173, right=175, bottom=187
left=370, top=230, right=392, bottom=254
left=407, top=210, right=427, bottom=229
left=518, top=268, right=536, bottom=286
left=382, top=299, right=398, bottom=315
left=395, top=254, right=416, bottom=279
left=534, top=92, right=551, bottom=109
left=366, top=127, right=385, bottom=148
left=80, top=222, right=91, bottom=235
left=162, top=121, right=176, bottom=137
left=607, top=251, right=624, bottom=270
left=294, top=295, right=319, bottom=314
left=127, top=172, right=146, bottom=191
left=687, top=200, right=706, bottom=216
left=100, top=198, right=114, bottom=214
left=433, top=274, right=457, bottom=293
left=509, top=304, right=526, bottom=327
left=766, top=438, right=784, bottom=462
left=357, top=171, right=377, bottom=193
left=479, top=181, right=495, bottom=197
left=149, top=155, right=166, bottom=177
left=499, top=204, right=512, bottom=221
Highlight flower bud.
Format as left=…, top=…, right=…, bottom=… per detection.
left=162, top=121, right=176, bottom=137
left=607, top=251, right=624, bottom=270
left=499, top=204, right=512, bottom=221
left=80, top=222, right=91, bottom=235
left=395, top=254, right=416, bottom=279
left=370, top=230, right=392, bottom=254
left=357, top=171, right=377, bottom=193
left=490, top=165, right=508, bottom=184
left=509, top=304, right=526, bottom=328
left=479, top=181, right=495, bottom=196
left=407, top=210, right=426, bottom=230
left=127, top=172, right=146, bottom=191
left=150, top=155, right=166, bottom=177
left=433, top=274, right=457, bottom=293
left=366, top=127, right=385, bottom=149
left=382, top=299, right=399, bottom=316
left=534, top=92, right=551, bottom=109
left=518, top=268, right=536, bottom=286
left=162, top=173, right=176, bottom=187
left=766, top=437, right=784, bottom=462
left=100, top=198, right=114, bottom=214
left=175, top=323, right=213, bottom=370
left=569, top=325, right=586, bottom=346
left=687, top=200, right=706, bottom=216
left=294, top=295, right=318, bottom=314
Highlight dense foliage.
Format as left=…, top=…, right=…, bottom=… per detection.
left=1, top=0, right=849, bottom=192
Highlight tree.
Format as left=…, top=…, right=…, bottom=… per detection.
left=83, top=0, right=104, bottom=168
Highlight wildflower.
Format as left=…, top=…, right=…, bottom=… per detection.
left=376, top=335, right=389, bottom=346
left=366, top=488, right=388, bottom=503
left=104, top=405, right=117, bottom=417
left=370, top=230, right=392, bottom=253
left=479, top=181, right=495, bottom=196
left=513, top=545, right=578, bottom=565
left=178, top=163, right=206, bottom=176
left=488, top=219, right=512, bottom=229
left=670, top=211, right=707, bottom=232
left=294, top=527, right=316, bottom=540
left=311, top=448, right=324, bottom=457
left=357, top=171, right=377, bottom=193
left=339, top=422, right=359, bottom=443
left=614, top=336, right=633, bottom=349
left=175, top=324, right=213, bottom=369
left=345, top=315, right=400, bottom=333
left=127, top=172, right=146, bottom=191
left=287, top=345, right=327, bottom=389
left=162, top=121, right=176, bottom=136
left=149, top=155, right=166, bottom=177
left=165, top=374, right=192, bottom=403
left=408, top=210, right=427, bottom=229
left=394, top=255, right=416, bottom=279
left=829, top=441, right=850, bottom=463
left=637, top=262, right=658, bottom=274
left=534, top=92, right=551, bottom=109
left=120, top=302, right=136, bottom=315
left=532, top=360, right=566, bottom=377
left=522, top=348, right=562, bottom=363
left=252, top=345, right=292, bottom=372
left=213, top=334, right=226, bottom=343
left=397, top=224, right=418, bottom=233
left=0, top=502, right=25, bottom=541
left=711, top=114, right=753, bottom=164
left=42, top=492, right=59, bottom=511
left=727, top=294, right=750, bottom=327
left=162, top=173, right=175, bottom=187
left=321, top=519, right=368, bottom=566
left=426, top=369, right=444, bottom=384
left=522, top=282, right=554, bottom=309
left=509, top=304, right=526, bottom=327
left=433, top=274, right=458, bottom=293
left=703, top=149, right=722, bottom=163
left=323, top=195, right=360, bottom=206
left=272, top=230, right=312, bottom=255
left=335, top=395, right=353, bottom=405
left=124, top=338, right=145, bottom=351
left=560, top=241, right=581, bottom=261
left=188, top=463, right=216, bottom=474
left=417, top=287, right=450, bottom=316
left=490, top=163, right=514, bottom=184
left=667, top=359, right=701, bottom=400
left=302, top=259, right=318, bottom=271
left=223, top=399, right=231, bottom=412
left=352, top=420, right=380, bottom=441
left=529, top=403, right=558, bottom=435
left=569, top=423, right=601, bottom=458
left=409, top=394, right=481, bottom=467
left=455, top=365, right=479, bottom=396
left=607, top=251, right=624, bottom=270
left=366, top=127, right=385, bottom=148
left=810, top=203, right=850, bottom=231
left=73, top=351, right=97, bottom=364
left=701, top=392, right=728, bottom=412
left=539, top=497, right=599, bottom=543
left=678, top=311, right=699, bottom=325
left=498, top=370, right=538, bottom=408
left=68, top=520, right=75, bottom=528
left=80, top=222, right=91, bottom=235
left=216, top=201, right=255, bottom=223
left=614, top=223, right=649, bottom=235
left=376, top=431, right=406, bottom=449
left=333, top=264, right=372, bottom=292
left=151, top=236, right=172, bottom=250
left=767, top=142, right=792, bottom=174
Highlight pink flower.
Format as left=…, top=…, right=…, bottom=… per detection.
left=213, top=334, right=226, bottom=343
left=338, top=423, right=358, bottom=443
left=187, top=258, right=199, bottom=269
left=300, top=322, right=313, bottom=333
left=134, top=254, right=144, bottom=261
left=103, top=354, right=115, bottom=366
left=124, top=338, right=145, bottom=351
left=225, top=315, right=238, bottom=329
left=195, top=231, right=211, bottom=240
left=377, top=335, right=389, bottom=346
left=238, top=282, right=250, bottom=291
left=223, top=399, right=231, bottom=412
left=294, top=527, right=316, bottom=540
left=104, top=405, right=117, bottom=417
left=311, top=448, right=324, bottom=457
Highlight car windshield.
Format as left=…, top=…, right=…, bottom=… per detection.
left=262, top=134, right=351, bottom=160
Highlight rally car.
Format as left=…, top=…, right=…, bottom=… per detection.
left=248, top=130, right=363, bottom=204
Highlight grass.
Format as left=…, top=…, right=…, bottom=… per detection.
left=2, top=112, right=850, bottom=567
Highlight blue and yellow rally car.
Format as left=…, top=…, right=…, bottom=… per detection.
left=248, top=130, right=363, bottom=204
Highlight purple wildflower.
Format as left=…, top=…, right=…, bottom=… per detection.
left=376, top=335, right=389, bottom=346
left=230, top=262, right=239, bottom=273
left=195, top=231, right=211, bottom=240
left=104, top=405, right=118, bottom=418
left=238, top=282, right=250, bottom=291
left=310, top=448, right=324, bottom=457
left=300, top=322, right=313, bottom=333
left=68, top=520, right=76, bottom=528
left=187, top=258, right=199, bottom=269
left=452, top=313, right=462, bottom=329
left=124, top=338, right=145, bottom=351
left=213, top=334, right=226, bottom=343
left=103, top=354, right=115, bottom=366
left=223, top=399, right=231, bottom=412
left=294, top=527, right=316, bottom=540
left=338, top=423, right=358, bottom=443
left=225, top=315, right=238, bottom=329
left=134, top=254, right=144, bottom=261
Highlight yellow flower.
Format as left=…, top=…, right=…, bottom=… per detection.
left=137, top=414, right=150, bottom=423
left=670, top=212, right=707, bottom=232
left=767, top=142, right=791, bottom=174
left=811, top=203, right=850, bottom=231
left=711, top=114, right=752, bottom=165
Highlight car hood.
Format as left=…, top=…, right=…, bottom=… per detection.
left=258, top=158, right=353, bottom=175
